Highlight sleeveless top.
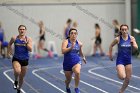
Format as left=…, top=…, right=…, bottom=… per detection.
left=14, top=36, right=29, bottom=60
left=117, top=35, right=131, bottom=61
left=63, top=39, right=81, bottom=64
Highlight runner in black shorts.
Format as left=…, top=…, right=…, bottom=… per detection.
left=92, top=23, right=104, bottom=56
left=8, top=25, right=32, bottom=93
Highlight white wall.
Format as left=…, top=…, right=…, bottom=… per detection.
left=0, top=0, right=125, bottom=4
left=0, top=2, right=125, bottom=56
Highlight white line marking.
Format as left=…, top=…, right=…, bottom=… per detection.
left=3, top=69, right=26, bottom=93
left=88, top=68, right=140, bottom=91
left=132, top=75, right=140, bottom=79
left=60, top=70, right=109, bottom=93
left=32, top=67, right=66, bottom=93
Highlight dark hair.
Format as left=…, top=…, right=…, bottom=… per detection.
left=18, top=25, right=27, bottom=30
left=120, top=24, right=129, bottom=30
left=66, top=28, right=77, bottom=39
left=67, top=18, right=72, bottom=24
left=119, top=24, right=129, bottom=35
left=95, top=23, right=100, bottom=29
left=113, top=19, right=119, bottom=25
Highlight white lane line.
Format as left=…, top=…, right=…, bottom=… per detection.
left=88, top=68, right=140, bottom=91
left=132, top=75, right=140, bottom=79
left=3, top=69, right=26, bottom=93
left=32, top=67, right=66, bottom=93
left=60, top=70, right=109, bottom=93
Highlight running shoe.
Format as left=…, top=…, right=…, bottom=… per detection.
left=13, top=81, right=18, bottom=89
left=75, top=88, right=80, bottom=93
left=66, top=87, right=71, bottom=93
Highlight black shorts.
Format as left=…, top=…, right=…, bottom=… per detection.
left=39, top=36, right=45, bottom=41
left=12, top=57, right=29, bottom=66
left=95, top=38, right=102, bottom=45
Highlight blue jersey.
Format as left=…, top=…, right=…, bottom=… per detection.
left=0, top=28, right=4, bottom=42
left=14, top=36, right=29, bottom=60
left=63, top=39, right=81, bottom=71
left=0, top=28, right=8, bottom=47
left=65, top=26, right=71, bottom=39
left=116, top=35, right=131, bottom=65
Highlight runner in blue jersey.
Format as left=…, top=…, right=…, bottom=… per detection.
left=0, top=22, right=8, bottom=58
left=62, top=28, right=87, bottom=93
left=109, top=24, right=138, bottom=93
left=63, top=18, right=72, bottom=39
left=8, top=25, right=32, bottom=93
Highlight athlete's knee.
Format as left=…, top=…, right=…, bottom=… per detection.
left=74, top=71, right=80, bottom=77
left=14, top=69, right=21, bottom=75
left=20, top=70, right=27, bottom=78
left=125, top=76, right=131, bottom=81
left=118, top=74, right=126, bottom=80
left=65, top=79, right=71, bottom=84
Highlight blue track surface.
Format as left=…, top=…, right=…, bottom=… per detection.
left=0, top=56, right=140, bottom=93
